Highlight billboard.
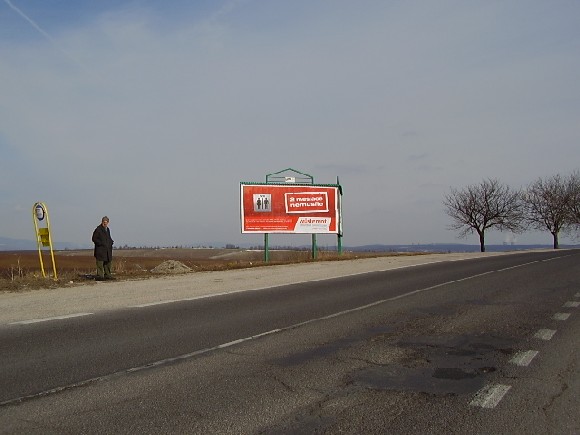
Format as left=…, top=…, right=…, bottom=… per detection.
left=240, top=183, right=341, bottom=234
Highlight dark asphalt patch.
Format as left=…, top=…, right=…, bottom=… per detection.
left=351, top=333, right=514, bottom=396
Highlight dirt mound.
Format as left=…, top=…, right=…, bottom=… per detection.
left=151, top=260, right=192, bottom=274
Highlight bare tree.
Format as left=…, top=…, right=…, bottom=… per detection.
left=444, top=178, right=524, bottom=252
left=564, top=171, right=580, bottom=239
left=568, top=171, right=580, bottom=224
left=523, top=174, right=572, bottom=249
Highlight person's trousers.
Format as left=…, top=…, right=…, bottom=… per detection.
left=96, top=260, right=112, bottom=278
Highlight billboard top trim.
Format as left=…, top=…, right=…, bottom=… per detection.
left=240, top=181, right=341, bottom=188
left=265, top=167, right=314, bottom=184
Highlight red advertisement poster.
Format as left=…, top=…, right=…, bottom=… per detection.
left=240, top=183, right=341, bottom=234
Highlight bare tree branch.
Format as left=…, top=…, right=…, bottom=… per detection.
left=564, top=171, right=580, bottom=240
left=568, top=171, right=580, bottom=223
left=443, top=178, right=524, bottom=252
left=523, top=174, right=573, bottom=249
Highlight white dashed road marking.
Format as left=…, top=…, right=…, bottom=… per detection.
left=510, top=350, right=539, bottom=367
left=563, top=301, right=580, bottom=308
left=533, top=329, right=556, bottom=340
left=470, top=384, right=512, bottom=409
left=553, top=312, right=571, bottom=321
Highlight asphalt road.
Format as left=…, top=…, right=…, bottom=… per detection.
left=0, top=250, right=578, bottom=433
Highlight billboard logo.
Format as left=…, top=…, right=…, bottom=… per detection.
left=294, top=217, right=331, bottom=232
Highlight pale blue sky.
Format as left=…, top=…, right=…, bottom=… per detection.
left=1, top=0, right=579, bottom=248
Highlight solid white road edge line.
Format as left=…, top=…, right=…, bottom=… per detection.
left=455, top=271, right=493, bottom=282
left=497, top=261, right=539, bottom=271
left=131, top=300, right=179, bottom=308
left=0, top=327, right=285, bottom=408
left=0, top=280, right=461, bottom=406
left=8, top=313, right=94, bottom=325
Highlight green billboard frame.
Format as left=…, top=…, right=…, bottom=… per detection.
left=253, top=168, right=343, bottom=262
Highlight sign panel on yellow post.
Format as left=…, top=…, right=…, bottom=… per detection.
left=32, top=202, right=58, bottom=280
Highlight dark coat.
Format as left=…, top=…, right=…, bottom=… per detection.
left=92, top=224, right=114, bottom=261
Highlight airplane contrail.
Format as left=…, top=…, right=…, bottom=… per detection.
left=4, top=0, right=94, bottom=75
left=4, top=0, right=59, bottom=44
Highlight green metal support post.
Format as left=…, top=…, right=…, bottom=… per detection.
left=337, top=176, right=343, bottom=255
left=312, top=234, right=317, bottom=259
left=264, top=233, right=270, bottom=262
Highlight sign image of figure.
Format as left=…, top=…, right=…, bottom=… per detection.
left=253, top=194, right=272, bottom=212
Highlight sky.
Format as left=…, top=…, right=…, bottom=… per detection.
left=1, top=0, right=579, bottom=249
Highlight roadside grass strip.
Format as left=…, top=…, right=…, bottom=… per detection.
left=553, top=312, right=571, bottom=321
left=509, top=350, right=539, bottom=367
left=470, top=384, right=511, bottom=409
left=533, top=329, right=556, bottom=340
left=563, top=301, right=580, bottom=308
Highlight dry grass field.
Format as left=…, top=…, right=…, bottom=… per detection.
left=0, top=248, right=400, bottom=292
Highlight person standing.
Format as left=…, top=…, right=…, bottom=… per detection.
left=92, top=216, right=114, bottom=280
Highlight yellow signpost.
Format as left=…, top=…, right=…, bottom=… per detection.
left=32, top=202, right=58, bottom=280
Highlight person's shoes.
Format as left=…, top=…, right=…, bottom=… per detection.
left=95, top=276, right=105, bottom=281
left=104, top=275, right=116, bottom=280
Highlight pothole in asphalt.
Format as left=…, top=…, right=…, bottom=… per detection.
left=353, top=366, right=487, bottom=395
left=351, top=333, right=514, bottom=396
left=433, top=366, right=495, bottom=379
